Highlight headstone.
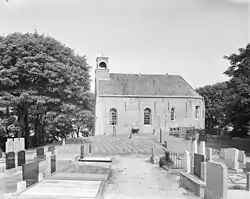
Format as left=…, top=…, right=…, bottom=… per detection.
left=5, top=152, right=15, bottom=170
left=201, top=162, right=206, bottom=182
left=199, top=141, right=206, bottom=156
left=38, top=173, right=43, bottom=182
left=16, top=181, right=26, bottom=192
left=19, top=138, right=25, bottom=150
left=45, top=152, right=52, bottom=177
left=36, top=148, right=45, bottom=160
left=192, top=141, right=197, bottom=154
left=22, top=161, right=39, bottom=187
left=194, top=153, right=205, bottom=178
left=188, top=139, right=192, bottom=153
left=150, top=146, right=155, bottom=164
left=247, top=172, right=250, bottom=191
left=225, top=148, right=239, bottom=171
left=220, top=148, right=226, bottom=160
left=159, top=128, right=163, bottom=143
left=13, top=138, right=20, bottom=153
left=206, top=148, right=212, bottom=161
left=183, top=150, right=191, bottom=173
left=205, top=162, right=228, bottom=199
left=80, top=145, right=85, bottom=159
left=5, top=139, right=14, bottom=153
left=243, top=162, right=250, bottom=173
left=89, top=143, right=92, bottom=154
left=48, top=146, right=55, bottom=155
left=17, top=150, right=26, bottom=166
left=238, top=150, right=246, bottom=164
left=51, top=155, right=56, bottom=174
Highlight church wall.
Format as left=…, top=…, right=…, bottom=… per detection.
left=94, top=96, right=205, bottom=135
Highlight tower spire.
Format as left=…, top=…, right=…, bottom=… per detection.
left=101, top=44, right=105, bottom=56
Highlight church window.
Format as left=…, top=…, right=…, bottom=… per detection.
left=171, top=107, right=175, bottom=121
left=144, top=108, right=151, bottom=125
left=110, top=108, right=117, bottom=125
left=195, top=106, right=200, bottom=119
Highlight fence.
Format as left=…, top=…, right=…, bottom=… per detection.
left=168, top=151, right=184, bottom=169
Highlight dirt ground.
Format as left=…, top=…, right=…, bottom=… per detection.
left=103, top=155, right=198, bottom=199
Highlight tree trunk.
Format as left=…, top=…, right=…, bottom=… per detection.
left=76, top=126, right=80, bottom=138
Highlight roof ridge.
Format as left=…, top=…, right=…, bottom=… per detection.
left=110, top=72, right=176, bottom=76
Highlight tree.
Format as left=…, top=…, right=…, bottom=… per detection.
left=0, top=32, right=92, bottom=147
left=223, top=44, right=250, bottom=137
left=196, top=82, right=228, bottom=129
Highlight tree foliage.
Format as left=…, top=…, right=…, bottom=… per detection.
left=196, top=82, right=228, bottom=129
left=0, top=32, right=94, bottom=148
left=196, top=44, right=250, bottom=137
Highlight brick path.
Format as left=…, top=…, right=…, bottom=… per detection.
left=63, top=135, right=165, bottom=157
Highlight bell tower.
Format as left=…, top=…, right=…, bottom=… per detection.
left=95, top=45, right=110, bottom=81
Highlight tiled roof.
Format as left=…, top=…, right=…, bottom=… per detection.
left=98, top=73, right=202, bottom=97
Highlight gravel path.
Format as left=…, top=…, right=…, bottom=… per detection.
left=103, top=155, right=198, bottom=199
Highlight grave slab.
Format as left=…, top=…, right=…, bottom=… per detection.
left=194, top=153, right=205, bottom=178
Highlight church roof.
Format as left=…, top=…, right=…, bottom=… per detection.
left=98, top=73, right=202, bottom=98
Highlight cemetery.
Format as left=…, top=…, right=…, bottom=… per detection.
left=179, top=138, right=250, bottom=199
left=0, top=138, right=112, bottom=199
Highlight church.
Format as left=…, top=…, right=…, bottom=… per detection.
left=94, top=54, right=205, bottom=136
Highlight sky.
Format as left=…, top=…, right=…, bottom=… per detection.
left=0, top=0, right=249, bottom=91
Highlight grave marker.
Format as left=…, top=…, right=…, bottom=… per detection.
left=22, top=161, right=39, bottom=187
left=205, top=162, right=228, bottom=199
left=225, top=148, right=239, bottom=171
left=220, top=148, right=226, bottom=160
left=183, top=150, right=191, bottom=173
left=206, top=148, right=212, bottom=161
left=13, top=138, right=20, bottom=153
left=48, top=146, right=55, bottom=155
left=20, top=138, right=25, bottom=150
left=0, top=148, right=2, bottom=158
left=199, top=141, right=206, bottom=156
left=16, top=181, right=26, bottom=192
left=194, top=153, right=205, bottom=178
left=45, top=152, right=52, bottom=177
left=192, top=141, right=197, bottom=154
left=238, top=150, right=246, bottom=164
left=51, top=155, right=56, bottom=174
left=17, top=150, right=26, bottom=166
left=5, top=139, right=14, bottom=153
left=36, top=148, right=45, bottom=161
left=5, top=152, right=15, bottom=170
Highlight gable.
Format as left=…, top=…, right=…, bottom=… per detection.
left=98, top=73, right=202, bottom=98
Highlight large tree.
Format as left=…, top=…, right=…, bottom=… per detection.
left=0, top=32, right=92, bottom=147
left=196, top=82, right=228, bottom=129
left=223, top=44, right=250, bottom=137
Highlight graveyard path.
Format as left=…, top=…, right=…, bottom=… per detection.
left=103, top=155, right=198, bottom=199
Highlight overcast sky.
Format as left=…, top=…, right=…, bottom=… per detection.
left=0, top=0, right=249, bottom=91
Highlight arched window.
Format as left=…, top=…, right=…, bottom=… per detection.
left=195, top=106, right=200, bottom=119
left=110, top=108, right=117, bottom=125
left=144, top=108, right=152, bottom=125
left=171, top=107, right=175, bottom=121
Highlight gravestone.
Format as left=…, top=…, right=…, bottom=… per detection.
left=14, top=138, right=20, bottom=153
left=220, top=148, right=226, bottom=159
left=183, top=150, right=191, bottom=173
left=19, top=138, right=25, bottom=151
left=5, top=152, right=15, bottom=170
left=243, top=162, right=250, bottom=173
left=194, top=153, right=205, bottom=178
left=238, top=150, right=246, bottom=164
left=36, top=148, right=45, bottom=160
left=205, top=162, right=228, bottom=199
left=48, top=146, right=55, bottom=155
left=89, top=143, right=92, bottom=154
left=18, top=150, right=26, bottom=166
left=225, top=148, right=239, bottom=171
left=199, top=141, right=206, bottom=156
left=5, top=139, right=14, bottom=153
left=80, top=145, right=85, bottom=159
left=22, top=161, right=39, bottom=187
left=51, top=155, right=56, bottom=174
left=192, top=141, right=197, bottom=154
left=206, top=148, right=212, bottom=161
